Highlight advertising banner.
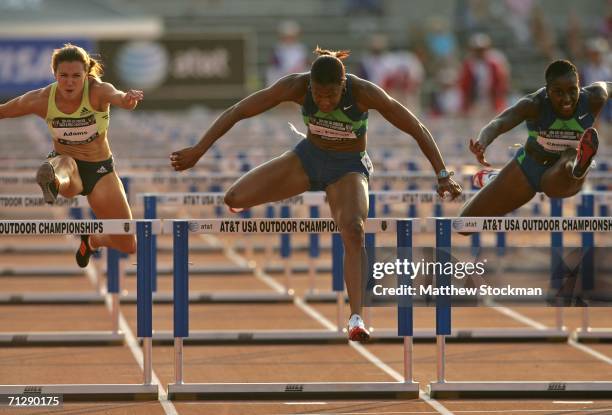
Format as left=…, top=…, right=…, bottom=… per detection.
left=98, top=34, right=249, bottom=108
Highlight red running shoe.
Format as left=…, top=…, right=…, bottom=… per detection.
left=75, top=235, right=96, bottom=268
left=572, top=127, right=599, bottom=179
left=472, top=168, right=499, bottom=189
left=347, top=314, right=370, bottom=342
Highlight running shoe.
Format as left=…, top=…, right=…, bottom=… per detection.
left=347, top=313, right=370, bottom=342
left=572, top=127, right=599, bottom=179
left=472, top=168, right=499, bottom=189
left=228, top=206, right=244, bottom=213
left=75, top=235, right=96, bottom=268
left=36, top=161, right=58, bottom=204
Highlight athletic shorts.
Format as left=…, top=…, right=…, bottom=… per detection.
left=514, top=146, right=558, bottom=193
left=292, top=139, right=372, bottom=191
left=47, top=151, right=114, bottom=196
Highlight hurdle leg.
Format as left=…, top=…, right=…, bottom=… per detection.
left=107, top=248, right=121, bottom=334
left=581, top=308, right=590, bottom=333
left=136, top=221, right=154, bottom=386
left=332, top=233, right=344, bottom=331
left=436, top=335, right=446, bottom=383
left=307, top=205, right=320, bottom=293
left=173, top=221, right=189, bottom=386
left=175, top=338, right=184, bottom=385
left=280, top=206, right=293, bottom=294
left=397, top=220, right=415, bottom=384
left=112, top=294, right=119, bottom=334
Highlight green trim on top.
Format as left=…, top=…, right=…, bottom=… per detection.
left=549, top=118, right=585, bottom=132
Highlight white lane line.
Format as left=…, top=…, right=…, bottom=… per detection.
left=493, top=304, right=612, bottom=366
left=86, top=265, right=179, bottom=415
left=491, top=305, right=547, bottom=330
left=209, top=235, right=453, bottom=415
left=567, top=339, right=612, bottom=365
left=553, top=400, right=594, bottom=404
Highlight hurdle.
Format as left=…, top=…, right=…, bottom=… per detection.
left=164, top=217, right=419, bottom=399
left=0, top=195, right=127, bottom=307
left=0, top=219, right=159, bottom=401
left=573, top=192, right=612, bottom=342
left=428, top=217, right=612, bottom=398
left=0, top=219, right=130, bottom=346
left=151, top=216, right=401, bottom=345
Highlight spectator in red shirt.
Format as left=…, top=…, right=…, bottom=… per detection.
left=458, top=33, right=510, bottom=117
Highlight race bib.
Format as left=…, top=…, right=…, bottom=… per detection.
left=361, top=152, right=374, bottom=175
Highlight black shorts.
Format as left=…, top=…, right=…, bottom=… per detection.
left=47, top=151, right=114, bottom=196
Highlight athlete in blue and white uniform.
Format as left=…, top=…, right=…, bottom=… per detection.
left=463, top=60, right=609, bottom=217
left=171, top=47, right=462, bottom=342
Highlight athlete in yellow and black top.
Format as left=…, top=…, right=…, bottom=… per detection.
left=170, top=47, right=462, bottom=342
left=0, top=43, right=143, bottom=267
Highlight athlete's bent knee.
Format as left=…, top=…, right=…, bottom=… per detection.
left=224, top=190, right=244, bottom=209
left=339, top=218, right=365, bottom=246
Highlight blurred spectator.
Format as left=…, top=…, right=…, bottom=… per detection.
left=600, top=0, right=612, bottom=40
left=458, top=33, right=510, bottom=117
left=454, top=0, right=495, bottom=44
left=425, top=17, right=458, bottom=64
left=266, top=20, right=309, bottom=86
left=357, top=34, right=390, bottom=86
left=358, top=34, right=424, bottom=113
left=581, top=38, right=612, bottom=123
left=504, top=0, right=534, bottom=45
left=430, top=67, right=461, bottom=117
left=530, top=4, right=559, bottom=61
left=565, top=9, right=584, bottom=62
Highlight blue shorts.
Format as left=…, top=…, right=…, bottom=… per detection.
left=292, top=139, right=371, bottom=191
left=514, top=147, right=555, bottom=192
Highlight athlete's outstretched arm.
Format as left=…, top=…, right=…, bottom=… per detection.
left=355, top=78, right=461, bottom=198
left=0, top=89, right=45, bottom=120
left=96, top=82, right=143, bottom=110
left=170, top=74, right=305, bottom=171
left=470, top=96, right=538, bottom=166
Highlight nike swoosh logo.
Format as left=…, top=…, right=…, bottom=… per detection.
left=578, top=113, right=588, bottom=120
left=343, top=105, right=352, bottom=110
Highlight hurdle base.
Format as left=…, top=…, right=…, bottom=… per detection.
left=121, top=291, right=293, bottom=304
left=168, top=381, right=419, bottom=400
left=152, top=329, right=347, bottom=345
left=0, top=384, right=158, bottom=401
left=428, top=381, right=612, bottom=399
left=302, top=291, right=347, bottom=303
left=125, top=263, right=331, bottom=276
left=370, top=328, right=568, bottom=343
left=0, top=292, right=105, bottom=304
left=572, top=328, right=612, bottom=343
left=0, top=331, right=125, bottom=346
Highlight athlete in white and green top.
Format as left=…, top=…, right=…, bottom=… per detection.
left=0, top=44, right=143, bottom=267
left=171, top=47, right=462, bottom=342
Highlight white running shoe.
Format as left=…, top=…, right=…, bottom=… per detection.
left=347, top=314, right=370, bottom=342
left=472, top=168, right=499, bottom=189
